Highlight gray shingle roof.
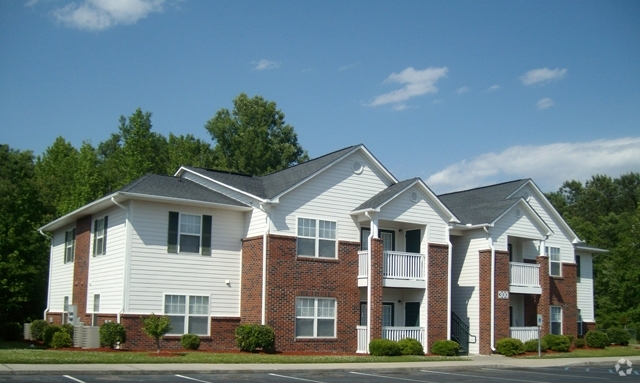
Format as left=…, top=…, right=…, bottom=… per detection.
left=184, top=145, right=359, bottom=199
left=354, top=178, right=419, bottom=211
left=118, top=174, right=249, bottom=207
left=438, top=179, right=530, bottom=224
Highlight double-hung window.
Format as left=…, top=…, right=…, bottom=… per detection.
left=546, top=246, right=561, bottom=277
left=295, top=297, right=336, bottom=338
left=576, top=255, right=581, bottom=282
left=93, top=216, right=108, bottom=256
left=167, top=212, right=212, bottom=255
left=550, top=306, right=562, bottom=335
left=297, top=218, right=337, bottom=258
left=65, top=228, right=76, bottom=263
left=164, top=294, right=209, bottom=335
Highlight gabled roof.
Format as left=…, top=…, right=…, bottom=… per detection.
left=438, top=179, right=530, bottom=225
left=179, top=144, right=398, bottom=201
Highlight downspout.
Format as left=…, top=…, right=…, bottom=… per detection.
left=259, top=203, right=272, bottom=326
left=364, top=211, right=377, bottom=352
left=484, top=226, right=496, bottom=352
left=111, top=197, right=129, bottom=323
left=39, top=229, right=53, bottom=321
left=447, top=225, right=453, bottom=340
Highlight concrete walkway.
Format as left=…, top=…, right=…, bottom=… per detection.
left=1, top=355, right=639, bottom=375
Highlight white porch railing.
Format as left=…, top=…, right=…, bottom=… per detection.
left=356, top=325, right=368, bottom=353
left=510, top=262, right=540, bottom=288
left=358, top=251, right=368, bottom=277
left=358, top=250, right=425, bottom=280
left=510, top=326, right=540, bottom=343
left=356, top=326, right=426, bottom=353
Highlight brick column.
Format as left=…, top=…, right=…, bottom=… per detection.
left=369, top=238, right=384, bottom=341
left=240, top=236, right=264, bottom=324
left=478, top=249, right=509, bottom=354
left=72, top=215, right=92, bottom=324
left=479, top=250, right=492, bottom=354
left=537, top=256, right=550, bottom=335
left=494, top=250, right=510, bottom=341
left=426, top=243, right=449, bottom=352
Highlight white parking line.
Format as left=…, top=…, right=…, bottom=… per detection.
left=268, top=373, right=328, bottom=383
left=482, top=368, right=610, bottom=380
left=421, top=369, right=550, bottom=383
left=63, top=376, right=87, bottom=383
left=350, top=371, right=439, bottom=382
left=175, top=374, right=214, bottom=383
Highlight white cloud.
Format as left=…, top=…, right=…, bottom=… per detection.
left=52, top=0, right=164, bottom=31
left=368, top=67, right=448, bottom=108
left=25, top=0, right=38, bottom=7
left=520, top=68, right=568, bottom=86
left=339, top=62, right=359, bottom=71
left=253, top=59, right=280, bottom=71
left=536, top=97, right=555, bottom=110
left=426, top=137, right=640, bottom=194
left=486, top=85, right=501, bottom=92
left=456, top=86, right=470, bottom=94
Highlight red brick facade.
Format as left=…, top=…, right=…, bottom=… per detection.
left=72, top=215, right=92, bottom=325
left=533, top=257, right=578, bottom=337
left=478, top=249, right=510, bottom=354
left=369, top=238, right=384, bottom=341
left=426, top=243, right=450, bottom=351
left=240, top=236, right=264, bottom=324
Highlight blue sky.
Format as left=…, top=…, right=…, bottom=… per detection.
left=2, top=0, right=639, bottom=194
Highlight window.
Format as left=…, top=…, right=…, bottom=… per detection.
left=64, top=229, right=75, bottom=263
left=577, top=309, right=583, bottom=336
left=546, top=246, right=561, bottom=276
left=360, top=228, right=395, bottom=251
left=296, top=297, right=336, bottom=338
left=576, top=255, right=581, bottom=282
left=93, top=294, right=100, bottom=312
left=382, top=303, right=394, bottom=327
left=93, top=216, right=108, bottom=256
left=297, top=218, right=337, bottom=258
left=550, top=306, right=562, bottom=335
left=167, top=212, right=212, bottom=255
left=164, top=294, right=209, bottom=335
left=63, top=296, right=69, bottom=324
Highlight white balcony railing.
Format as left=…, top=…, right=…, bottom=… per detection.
left=356, top=326, right=426, bottom=353
left=358, top=251, right=368, bottom=278
left=510, top=262, right=540, bottom=288
left=358, top=251, right=425, bottom=280
left=510, top=326, right=540, bottom=343
left=356, top=325, right=368, bottom=353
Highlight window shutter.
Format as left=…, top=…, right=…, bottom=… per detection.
left=93, top=219, right=98, bottom=256
left=168, top=212, right=179, bottom=253
left=102, top=216, right=108, bottom=255
left=64, top=230, right=70, bottom=263
left=201, top=215, right=212, bottom=256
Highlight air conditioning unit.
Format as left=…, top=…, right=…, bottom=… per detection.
left=23, top=323, right=31, bottom=340
left=73, top=324, right=100, bottom=349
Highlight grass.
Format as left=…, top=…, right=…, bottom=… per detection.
left=0, top=342, right=465, bottom=364
left=520, top=345, right=640, bottom=359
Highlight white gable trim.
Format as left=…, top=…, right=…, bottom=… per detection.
left=492, top=198, right=553, bottom=238
left=176, top=167, right=266, bottom=202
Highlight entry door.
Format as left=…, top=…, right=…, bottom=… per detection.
left=405, top=229, right=421, bottom=253
left=405, top=302, right=420, bottom=326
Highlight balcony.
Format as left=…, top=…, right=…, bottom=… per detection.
left=509, top=262, right=541, bottom=294
left=358, top=251, right=426, bottom=288
left=510, top=326, right=540, bottom=343
left=356, top=325, right=425, bottom=353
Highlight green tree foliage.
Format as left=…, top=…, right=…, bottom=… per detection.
left=34, top=137, right=80, bottom=218
left=546, top=173, right=640, bottom=327
left=141, top=314, right=172, bottom=353
left=166, top=133, right=216, bottom=174
left=205, top=93, right=309, bottom=175
left=0, top=145, right=51, bottom=324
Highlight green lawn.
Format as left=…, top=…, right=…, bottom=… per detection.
left=520, top=345, right=640, bottom=359
left=0, top=342, right=465, bottom=364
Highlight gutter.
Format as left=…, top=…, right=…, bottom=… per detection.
left=38, top=229, right=53, bottom=321
left=447, top=225, right=453, bottom=340
left=484, top=226, right=496, bottom=352
left=111, top=197, right=130, bottom=323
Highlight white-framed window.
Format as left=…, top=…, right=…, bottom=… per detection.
left=546, top=246, right=561, bottom=277
left=63, top=296, right=69, bottom=324
left=550, top=306, right=562, bottom=335
left=64, top=229, right=75, bottom=263
left=297, top=218, right=337, bottom=258
left=167, top=212, right=212, bottom=256
left=164, top=294, right=210, bottom=335
left=93, top=216, right=108, bottom=256
left=577, top=309, right=583, bottom=336
left=93, top=294, right=100, bottom=312
left=382, top=303, right=394, bottom=327
left=295, top=297, right=336, bottom=338
left=576, top=255, right=581, bottom=282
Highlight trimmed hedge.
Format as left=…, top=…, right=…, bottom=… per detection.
left=51, top=332, right=73, bottom=349
left=235, top=324, right=275, bottom=352
left=181, top=334, right=201, bottom=350
left=43, top=325, right=63, bottom=347
left=585, top=330, right=609, bottom=348
left=496, top=338, right=525, bottom=356
left=0, top=322, right=22, bottom=341
left=369, top=338, right=402, bottom=356
left=607, top=328, right=630, bottom=346
left=398, top=337, right=424, bottom=355
left=574, top=338, right=585, bottom=348
left=524, top=338, right=548, bottom=352
left=30, top=319, right=49, bottom=341
left=430, top=340, right=460, bottom=356
left=100, top=322, right=127, bottom=348
left=542, top=334, right=571, bottom=352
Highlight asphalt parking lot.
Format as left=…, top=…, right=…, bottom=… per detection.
left=1, top=366, right=639, bottom=383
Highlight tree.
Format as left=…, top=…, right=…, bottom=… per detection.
left=34, top=137, right=80, bottom=218
left=141, top=314, right=172, bottom=353
left=166, top=133, right=216, bottom=174
left=205, top=93, right=308, bottom=175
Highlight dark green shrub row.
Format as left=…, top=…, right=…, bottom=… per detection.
left=30, top=319, right=49, bottom=341
left=235, top=324, right=275, bottom=352
left=51, top=332, right=73, bottom=348
left=574, top=338, right=585, bottom=348
left=0, top=322, right=22, bottom=341
left=542, top=334, right=571, bottom=352
left=585, top=330, right=609, bottom=348
left=430, top=340, right=459, bottom=356
left=398, top=338, right=424, bottom=355
left=524, top=338, right=548, bottom=352
left=100, top=322, right=127, bottom=348
left=607, top=328, right=630, bottom=346
left=369, top=338, right=402, bottom=356
left=181, top=334, right=201, bottom=350
left=495, top=338, right=525, bottom=356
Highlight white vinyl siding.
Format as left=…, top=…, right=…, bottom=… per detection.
left=491, top=205, right=546, bottom=255
left=48, top=225, right=75, bottom=312
left=128, top=201, right=243, bottom=316
left=576, top=252, right=595, bottom=322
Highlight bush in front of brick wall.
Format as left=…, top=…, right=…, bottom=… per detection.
left=542, top=334, right=571, bottom=352
left=369, top=338, right=402, bottom=356
left=495, top=338, right=525, bottom=356
left=235, top=324, right=275, bottom=352
left=430, top=340, right=460, bottom=356
left=180, top=334, right=201, bottom=350
left=100, top=322, right=127, bottom=349
left=30, top=319, right=49, bottom=341
left=51, top=331, right=72, bottom=349
left=585, top=330, right=610, bottom=348
left=524, top=338, right=548, bottom=352
left=607, top=328, right=631, bottom=346
left=142, top=314, right=172, bottom=354
left=398, top=338, right=424, bottom=355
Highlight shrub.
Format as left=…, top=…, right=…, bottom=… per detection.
left=607, top=328, right=631, bottom=346
left=30, top=319, right=49, bottom=341
left=141, top=314, right=171, bottom=353
left=61, top=323, right=74, bottom=338
left=565, top=334, right=574, bottom=345
left=430, top=340, right=460, bottom=356
left=100, top=322, right=127, bottom=349
left=524, top=338, right=548, bottom=352
left=585, top=330, right=609, bottom=348
left=495, top=338, right=525, bottom=356
left=181, top=334, right=201, bottom=350
left=43, top=325, right=62, bottom=347
left=398, top=337, right=424, bottom=355
left=0, top=322, right=23, bottom=341
left=369, top=338, right=402, bottom=356
left=50, top=332, right=73, bottom=349
left=235, top=324, right=275, bottom=352
left=542, top=334, right=571, bottom=352
left=574, top=338, right=585, bottom=348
